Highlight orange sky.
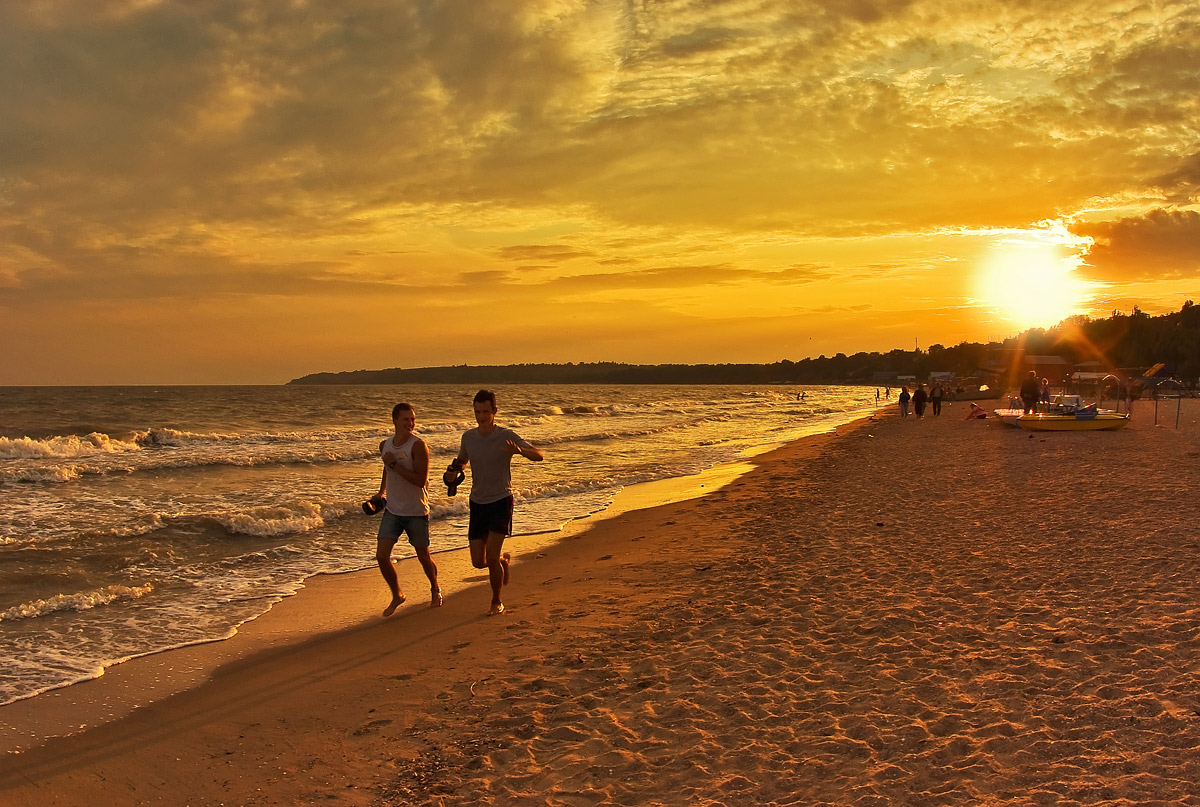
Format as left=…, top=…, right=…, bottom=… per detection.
left=2, top=0, right=1198, bottom=384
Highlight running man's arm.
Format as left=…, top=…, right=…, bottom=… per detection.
left=378, top=439, right=388, bottom=495
left=507, top=438, right=543, bottom=462
left=410, top=439, right=429, bottom=486
left=443, top=438, right=468, bottom=488
left=385, top=440, right=429, bottom=487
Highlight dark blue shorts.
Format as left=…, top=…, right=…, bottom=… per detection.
left=378, top=512, right=431, bottom=549
left=468, top=496, right=513, bottom=541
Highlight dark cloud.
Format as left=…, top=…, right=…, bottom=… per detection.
left=495, top=244, right=596, bottom=262
left=770, top=264, right=836, bottom=283
left=813, top=0, right=920, bottom=24
left=456, top=269, right=515, bottom=287
left=1155, top=151, right=1200, bottom=204
left=1074, top=208, right=1200, bottom=282
left=660, top=27, right=747, bottom=58
left=547, top=264, right=737, bottom=291
left=543, top=262, right=833, bottom=292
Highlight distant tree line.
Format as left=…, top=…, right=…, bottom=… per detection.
left=288, top=301, right=1200, bottom=386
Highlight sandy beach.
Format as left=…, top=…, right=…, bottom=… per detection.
left=4, top=397, right=1200, bottom=806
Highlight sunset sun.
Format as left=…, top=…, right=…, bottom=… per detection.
left=973, top=230, right=1093, bottom=329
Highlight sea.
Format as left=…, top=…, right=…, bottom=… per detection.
left=0, top=383, right=880, bottom=707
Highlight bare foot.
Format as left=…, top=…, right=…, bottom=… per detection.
left=501, top=552, right=511, bottom=586
left=382, top=593, right=406, bottom=617
left=430, top=589, right=443, bottom=608
left=487, top=603, right=506, bottom=616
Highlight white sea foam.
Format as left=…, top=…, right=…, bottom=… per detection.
left=0, top=464, right=82, bottom=483
left=217, top=502, right=329, bottom=536
left=141, top=427, right=243, bottom=445
left=0, top=433, right=142, bottom=459
left=86, top=514, right=169, bottom=539
left=0, top=583, right=155, bottom=622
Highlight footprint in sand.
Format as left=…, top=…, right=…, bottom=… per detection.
left=352, top=718, right=392, bottom=736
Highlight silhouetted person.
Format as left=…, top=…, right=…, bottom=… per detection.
left=1020, top=371, right=1040, bottom=414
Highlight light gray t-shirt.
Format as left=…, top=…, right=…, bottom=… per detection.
left=460, top=426, right=533, bottom=505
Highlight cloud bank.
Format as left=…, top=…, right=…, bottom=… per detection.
left=1, top=0, right=1197, bottom=382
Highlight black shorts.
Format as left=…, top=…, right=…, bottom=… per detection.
left=468, top=496, right=513, bottom=541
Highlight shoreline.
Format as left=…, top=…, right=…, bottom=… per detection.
left=5, top=400, right=1200, bottom=805
left=0, top=419, right=850, bottom=756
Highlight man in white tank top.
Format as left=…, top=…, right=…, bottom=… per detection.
left=375, top=402, right=441, bottom=615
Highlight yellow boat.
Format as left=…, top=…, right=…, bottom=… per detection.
left=1016, top=409, right=1130, bottom=431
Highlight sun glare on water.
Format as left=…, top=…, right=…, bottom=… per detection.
left=973, top=228, right=1092, bottom=330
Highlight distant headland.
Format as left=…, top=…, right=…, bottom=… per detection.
left=289, top=361, right=824, bottom=386
left=287, top=303, right=1200, bottom=387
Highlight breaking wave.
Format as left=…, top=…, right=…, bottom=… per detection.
left=1, top=583, right=155, bottom=622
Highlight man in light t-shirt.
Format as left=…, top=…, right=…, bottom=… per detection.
left=444, top=389, right=543, bottom=615
left=376, top=402, right=441, bottom=616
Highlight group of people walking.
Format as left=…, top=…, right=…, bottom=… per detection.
left=896, top=382, right=945, bottom=418
left=372, top=389, right=543, bottom=618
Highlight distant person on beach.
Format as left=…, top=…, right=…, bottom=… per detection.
left=376, top=403, right=441, bottom=616
left=1040, top=378, right=1051, bottom=407
left=965, top=402, right=987, bottom=419
left=1020, top=371, right=1040, bottom=414
left=445, top=389, right=544, bottom=616
left=912, top=384, right=928, bottom=418
left=898, top=386, right=911, bottom=418
left=930, top=382, right=945, bottom=416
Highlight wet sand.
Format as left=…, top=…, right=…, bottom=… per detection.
left=3, top=398, right=1200, bottom=806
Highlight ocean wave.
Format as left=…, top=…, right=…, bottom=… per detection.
left=84, top=514, right=169, bottom=540
left=0, top=583, right=155, bottom=622
left=0, top=464, right=82, bottom=483
left=0, top=426, right=380, bottom=459
left=429, top=499, right=469, bottom=520
left=515, top=476, right=620, bottom=502
left=0, top=442, right=384, bottom=485
left=0, top=433, right=143, bottom=460
left=76, top=501, right=364, bottom=546
left=139, top=427, right=245, bottom=446
left=413, top=422, right=462, bottom=434
left=534, top=424, right=672, bottom=447
left=215, top=501, right=339, bottom=537
left=508, top=403, right=621, bottom=420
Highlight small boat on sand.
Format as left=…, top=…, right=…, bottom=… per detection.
left=993, top=397, right=1026, bottom=427
left=1010, top=393, right=1130, bottom=431
left=1016, top=410, right=1130, bottom=431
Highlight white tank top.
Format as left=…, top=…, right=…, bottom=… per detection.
left=381, top=435, right=429, bottom=517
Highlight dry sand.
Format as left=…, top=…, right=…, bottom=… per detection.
left=3, top=397, right=1200, bottom=806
